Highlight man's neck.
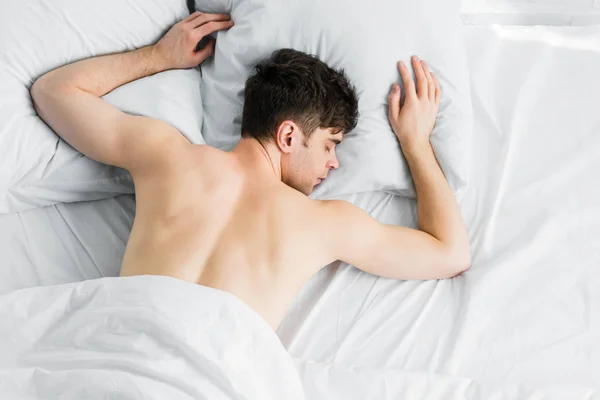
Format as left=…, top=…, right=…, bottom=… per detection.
left=232, top=138, right=282, bottom=181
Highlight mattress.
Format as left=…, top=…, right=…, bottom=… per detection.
left=1, top=25, right=600, bottom=399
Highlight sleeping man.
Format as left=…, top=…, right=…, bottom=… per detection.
left=30, top=12, right=470, bottom=331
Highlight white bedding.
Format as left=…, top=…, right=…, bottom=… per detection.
left=1, top=25, right=600, bottom=399
left=0, top=275, right=304, bottom=399
left=279, top=26, right=600, bottom=398
left=0, top=0, right=206, bottom=213
left=0, top=195, right=134, bottom=295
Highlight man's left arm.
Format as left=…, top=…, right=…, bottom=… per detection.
left=30, top=12, right=233, bottom=173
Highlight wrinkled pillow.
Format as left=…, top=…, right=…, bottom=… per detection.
left=0, top=0, right=204, bottom=213
left=194, top=0, right=473, bottom=200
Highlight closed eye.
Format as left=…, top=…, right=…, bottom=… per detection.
left=328, top=139, right=341, bottom=152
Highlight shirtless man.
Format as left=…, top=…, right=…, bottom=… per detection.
left=31, top=13, right=470, bottom=330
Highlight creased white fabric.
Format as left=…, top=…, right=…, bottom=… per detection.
left=0, top=275, right=305, bottom=400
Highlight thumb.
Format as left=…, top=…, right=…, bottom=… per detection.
left=388, top=83, right=401, bottom=118
left=194, top=37, right=216, bottom=64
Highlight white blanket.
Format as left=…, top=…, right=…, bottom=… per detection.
left=0, top=276, right=305, bottom=400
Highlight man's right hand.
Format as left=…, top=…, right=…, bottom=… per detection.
left=154, top=11, right=234, bottom=70
left=388, top=55, right=441, bottom=151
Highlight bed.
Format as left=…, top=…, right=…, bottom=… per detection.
left=1, top=24, right=599, bottom=400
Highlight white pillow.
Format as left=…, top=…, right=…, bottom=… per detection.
left=194, top=0, right=473, bottom=200
left=0, top=0, right=204, bottom=214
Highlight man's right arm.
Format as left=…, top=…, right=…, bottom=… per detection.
left=321, top=56, right=470, bottom=280
left=30, top=12, right=232, bottom=174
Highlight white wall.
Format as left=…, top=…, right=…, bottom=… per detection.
left=461, top=0, right=600, bottom=25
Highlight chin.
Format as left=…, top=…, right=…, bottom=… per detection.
left=282, top=175, right=314, bottom=196
left=300, top=183, right=315, bottom=196
left=284, top=181, right=311, bottom=196
left=301, top=186, right=313, bottom=196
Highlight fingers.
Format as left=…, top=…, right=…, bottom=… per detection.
left=184, top=11, right=203, bottom=23
left=432, top=72, right=441, bottom=105
left=412, top=56, right=428, bottom=99
left=388, top=83, right=401, bottom=118
left=184, top=11, right=230, bottom=23
left=194, top=37, right=216, bottom=61
left=193, top=19, right=234, bottom=39
left=421, top=60, right=435, bottom=102
left=398, top=61, right=415, bottom=100
left=189, top=12, right=231, bottom=28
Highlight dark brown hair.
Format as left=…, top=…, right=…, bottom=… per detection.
left=241, top=49, right=359, bottom=142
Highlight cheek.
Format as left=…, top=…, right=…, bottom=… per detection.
left=321, top=152, right=330, bottom=167
left=313, top=151, right=326, bottom=170
left=298, top=145, right=322, bottom=175
left=300, top=147, right=316, bottom=168
left=292, top=149, right=312, bottom=176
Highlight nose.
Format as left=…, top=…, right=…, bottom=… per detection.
left=327, top=155, right=340, bottom=170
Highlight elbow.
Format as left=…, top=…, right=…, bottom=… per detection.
left=454, top=255, right=472, bottom=276
left=30, top=78, right=51, bottom=110
left=30, top=69, right=68, bottom=98
left=444, top=249, right=471, bottom=278
left=30, top=81, right=44, bottom=116
left=30, top=79, right=42, bottom=102
left=30, top=77, right=67, bottom=115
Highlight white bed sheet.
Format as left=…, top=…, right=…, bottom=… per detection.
left=0, top=195, right=134, bottom=294
left=1, top=25, right=599, bottom=399
left=279, top=25, right=600, bottom=398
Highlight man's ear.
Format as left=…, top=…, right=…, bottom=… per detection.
left=275, top=121, right=301, bottom=154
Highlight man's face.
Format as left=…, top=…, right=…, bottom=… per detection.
left=282, top=128, right=342, bottom=195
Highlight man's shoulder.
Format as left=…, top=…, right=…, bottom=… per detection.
left=312, top=198, right=354, bottom=216
left=279, top=193, right=356, bottom=232
left=183, top=145, right=244, bottom=179
left=307, top=198, right=373, bottom=240
left=135, top=144, right=242, bottom=196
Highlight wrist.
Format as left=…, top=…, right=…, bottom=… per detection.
left=399, top=139, right=432, bottom=156
left=147, top=44, right=174, bottom=73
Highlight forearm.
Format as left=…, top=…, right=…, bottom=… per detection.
left=34, top=45, right=170, bottom=96
left=403, top=141, right=470, bottom=263
left=29, top=44, right=175, bottom=168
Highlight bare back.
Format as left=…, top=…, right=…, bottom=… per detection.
left=120, top=145, right=331, bottom=330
